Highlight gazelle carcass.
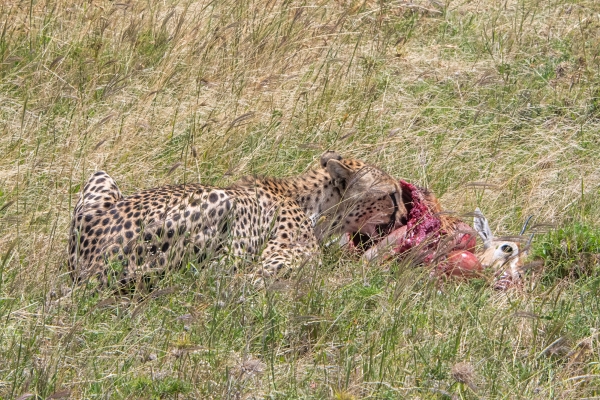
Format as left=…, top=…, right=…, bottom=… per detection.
left=343, top=180, right=534, bottom=289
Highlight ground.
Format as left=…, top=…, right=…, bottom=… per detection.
left=1, top=0, right=600, bottom=398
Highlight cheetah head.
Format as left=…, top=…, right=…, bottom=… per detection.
left=321, top=151, right=407, bottom=240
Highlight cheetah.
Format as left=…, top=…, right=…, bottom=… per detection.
left=68, top=151, right=407, bottom=287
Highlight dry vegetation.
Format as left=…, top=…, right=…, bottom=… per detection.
left=1, top=0, right=600, bottom=398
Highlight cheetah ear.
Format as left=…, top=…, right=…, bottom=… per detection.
left=320, top=151, right=343, bottom=168
left=326, top=159, right=353, bottom=187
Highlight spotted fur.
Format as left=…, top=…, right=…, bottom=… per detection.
left=68, top=151, right=406, bottom=287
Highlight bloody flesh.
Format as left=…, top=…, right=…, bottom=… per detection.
left=349, top=180, right=482, bottom=277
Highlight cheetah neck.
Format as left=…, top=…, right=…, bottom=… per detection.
left=252, top=168, right=346, bottom=240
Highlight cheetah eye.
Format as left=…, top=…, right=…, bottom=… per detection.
left=500, top=244, right=513, bottom=254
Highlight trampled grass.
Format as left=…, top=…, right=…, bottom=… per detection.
left=1, top=0, right=600, bottom=398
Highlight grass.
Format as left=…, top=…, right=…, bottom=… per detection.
left=1, top=0, right=600, bottom=398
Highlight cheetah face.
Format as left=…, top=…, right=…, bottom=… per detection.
left=325, top=156, right=407, bottom=239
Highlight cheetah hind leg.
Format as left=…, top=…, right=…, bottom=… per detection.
left=69, top=171, right=124, bottom=282
left=77, top=171, right=123, bottom=211
left=101, top=255, right=167, bottom=294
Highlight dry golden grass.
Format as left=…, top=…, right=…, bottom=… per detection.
left=2, top=0, right=600, bottom=398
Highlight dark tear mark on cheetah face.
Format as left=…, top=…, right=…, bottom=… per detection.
left=68, top=151, right=406, bottom=288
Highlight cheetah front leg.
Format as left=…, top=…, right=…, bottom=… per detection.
left=251, top=235, right=319, bottom=287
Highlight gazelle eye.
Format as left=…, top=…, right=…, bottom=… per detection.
left=500, top=244, right=513, bottom=254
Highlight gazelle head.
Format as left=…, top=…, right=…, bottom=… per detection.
left=473, top=208, right=533, bottom=288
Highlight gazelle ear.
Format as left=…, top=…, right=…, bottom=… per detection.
left=473, top=208, right=494, bottom=248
